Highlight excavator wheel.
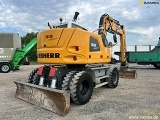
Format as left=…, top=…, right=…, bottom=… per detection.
left=28, top=68, right=38, bottom=83
left=153, top=63, right=160, bottom=69
left=62, top=71, right=77, bottom=92
left=107, top=67, right=119, bottom=88
left=70, top=71, right=93, bottom=105
left=28, top=68, right=40, bottom=85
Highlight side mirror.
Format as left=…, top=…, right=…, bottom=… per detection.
left=113, top=34, right=117, bottom=43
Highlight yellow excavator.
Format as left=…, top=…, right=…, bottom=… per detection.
left=14, top=13, right=136, bottom=116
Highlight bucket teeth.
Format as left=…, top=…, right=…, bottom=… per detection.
left=14, top=80, right=70, bottom=116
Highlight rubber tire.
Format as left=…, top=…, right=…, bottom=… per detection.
left=62, top=71, right=77, bottom=92
left=70, top=71, right=93, bottom=105
left=28, top=68, right=38, bottom=83
left=23, top=62, right=30, bottom=65
left=107, top=67, right=119, bottom=88
left=153, top=63, right=160, bottom=69
left=0, top=63, right=11, bottom=73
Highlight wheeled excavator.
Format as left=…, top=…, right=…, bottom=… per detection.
left=14, top=13, right=136, bottom=116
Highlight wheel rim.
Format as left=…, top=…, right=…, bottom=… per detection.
left=156, top=63, right=160, bottom=66
left=112, top=72, right=118, bottom=84
left=1, top=65, right=10, bottom=72
left=80, top=80, right=89, bottom=95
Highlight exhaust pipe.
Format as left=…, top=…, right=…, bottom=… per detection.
left=73, top=12, right=79, bottom=22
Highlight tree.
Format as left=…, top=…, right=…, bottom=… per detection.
left=21, top=32, right=38, bottom=60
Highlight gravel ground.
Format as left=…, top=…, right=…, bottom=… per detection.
left=0, top=64, right=160, bottom=120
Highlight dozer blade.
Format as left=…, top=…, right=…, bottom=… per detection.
left=14, top=80, right=70, bottom=116
left=119, top=67, right=137, bottom=79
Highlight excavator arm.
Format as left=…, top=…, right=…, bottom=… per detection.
left=98, top=14, right=136, bottom=79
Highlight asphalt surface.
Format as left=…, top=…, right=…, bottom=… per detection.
left=0, top=64, right=159, bottom=120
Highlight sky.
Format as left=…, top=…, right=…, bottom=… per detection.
left=0, top=0, right=160, bottom=45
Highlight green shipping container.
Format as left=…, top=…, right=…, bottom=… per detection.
left=129, top=51, right=160, bottom=62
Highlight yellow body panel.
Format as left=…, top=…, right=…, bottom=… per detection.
left=37, top=28, right=111, bottom=64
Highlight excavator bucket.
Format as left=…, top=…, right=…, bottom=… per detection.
left=14, top=80, right=70, bottom=116
left=119, top=67, right=137, bottom=79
